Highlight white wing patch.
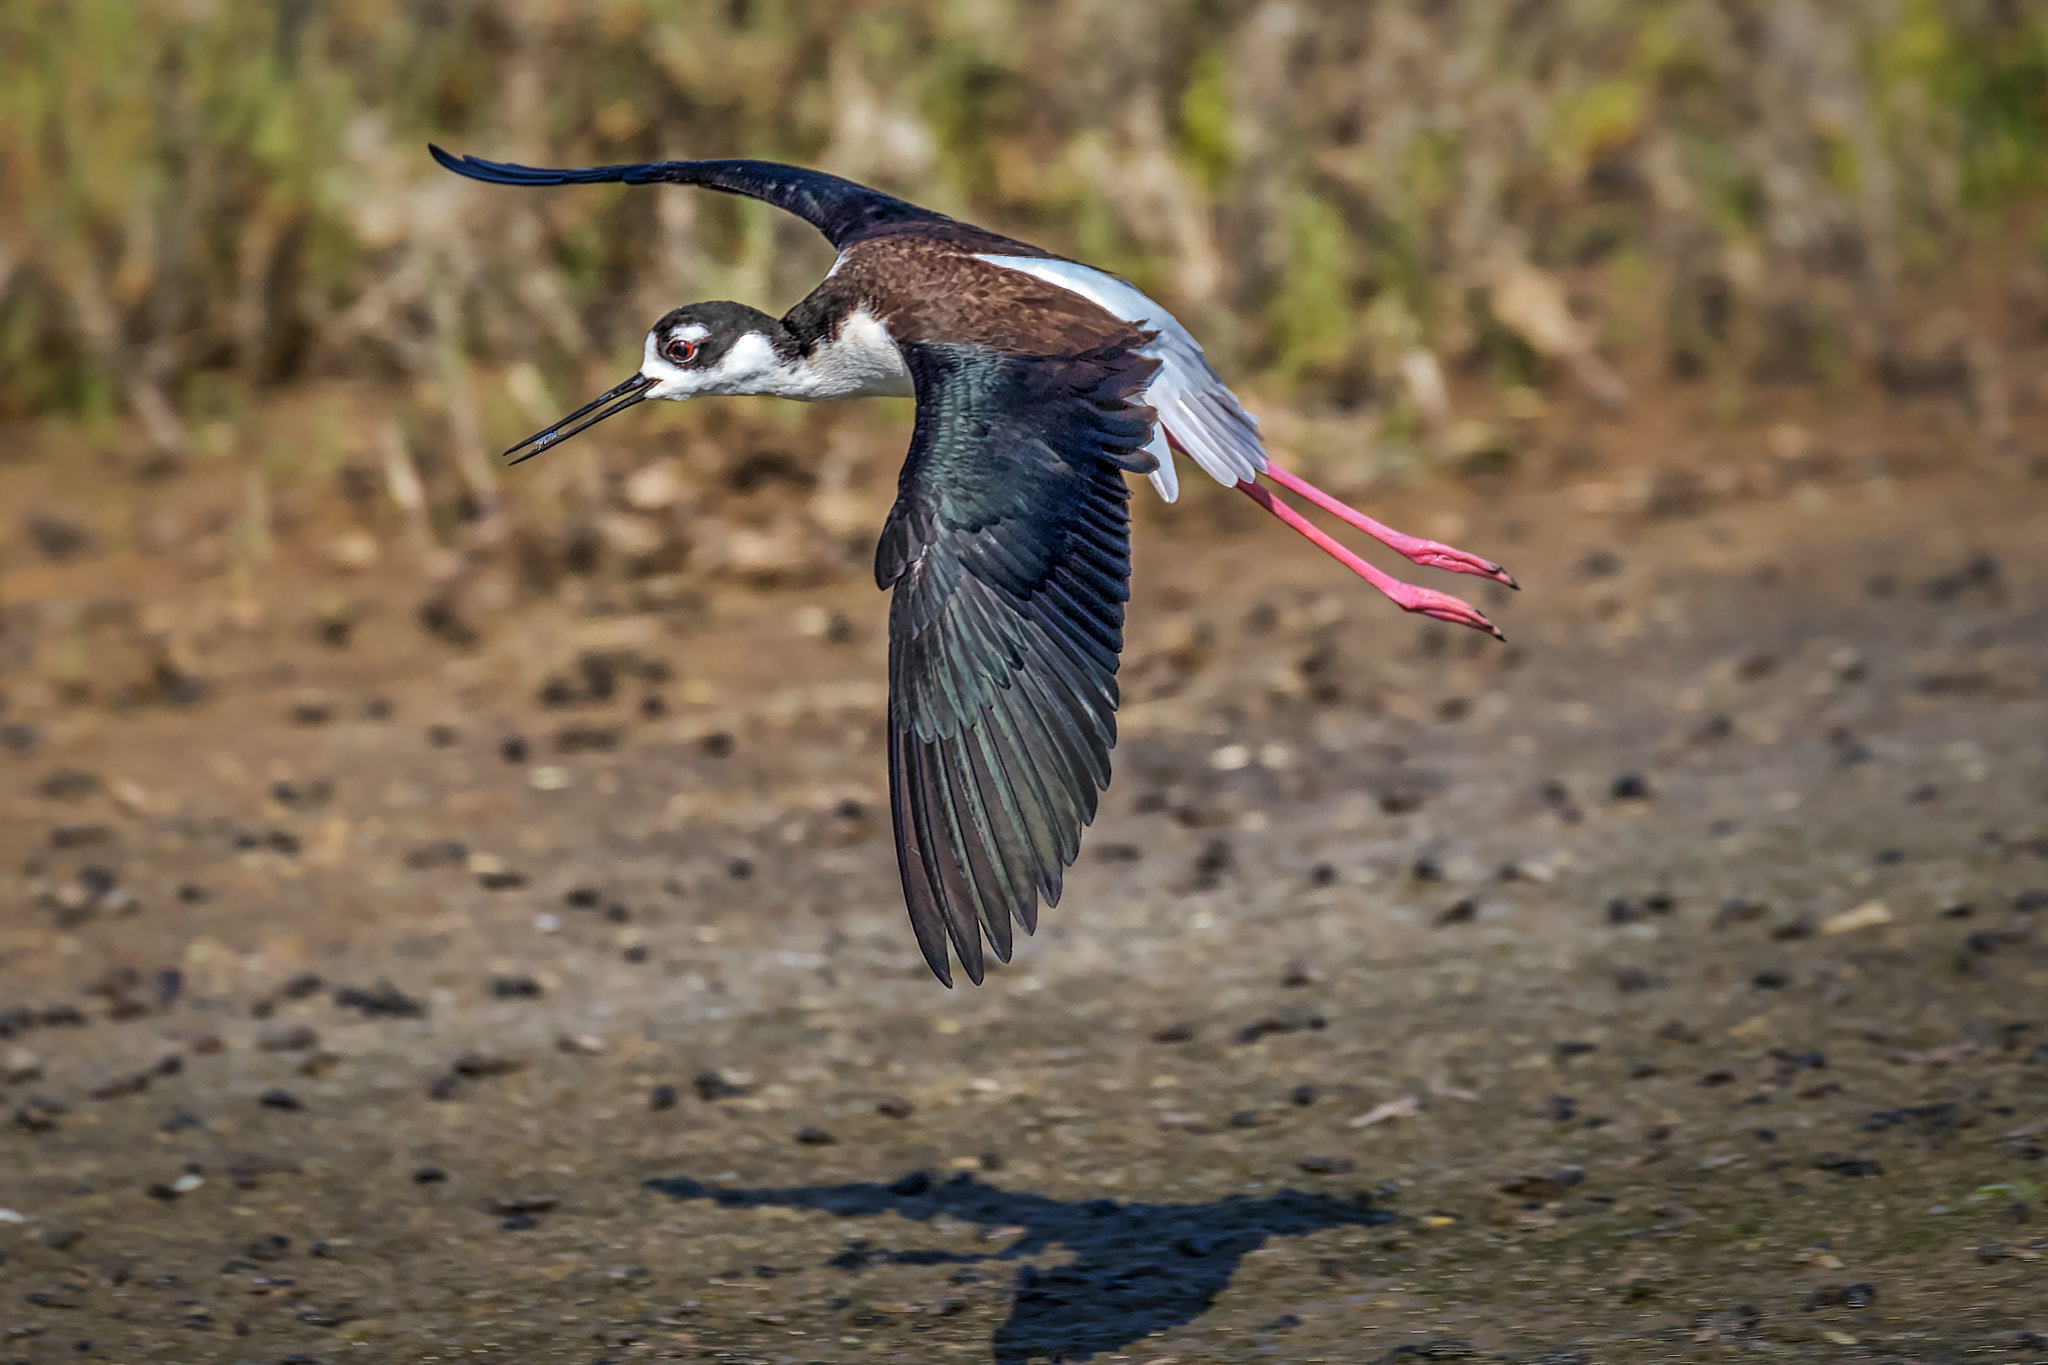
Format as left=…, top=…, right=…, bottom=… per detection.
left=972, top=255, right=1266, bottom=502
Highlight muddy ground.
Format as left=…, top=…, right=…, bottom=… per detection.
left=2, top=382, right=2047, bottom=1365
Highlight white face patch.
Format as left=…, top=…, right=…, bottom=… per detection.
left=639, top=329, right=782, bottom=401
left=637, top=309, right=911, bottom=404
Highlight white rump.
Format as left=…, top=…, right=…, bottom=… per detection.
left=972, top=255, right=1266, bottom=502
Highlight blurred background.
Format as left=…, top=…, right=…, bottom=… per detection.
left=3, top=0, right=2044, bottom=553
left=5, top=9, right=2048, bottom=1356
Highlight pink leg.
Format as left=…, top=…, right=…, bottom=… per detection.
left=1262, top=462, right=1518, bottom=589
left=1238, top=481, right=1503, bottom=639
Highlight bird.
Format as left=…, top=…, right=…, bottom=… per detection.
left=430, top=145, right=1516, bottom=987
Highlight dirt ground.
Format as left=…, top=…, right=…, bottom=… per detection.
left=2, top=380, right=2047, bottom=1365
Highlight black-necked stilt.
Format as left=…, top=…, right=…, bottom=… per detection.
left=431, top=146, right=1516, bottom=987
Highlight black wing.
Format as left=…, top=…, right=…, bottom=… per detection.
left=878, top=340, right=1160, bottom=986
left=430, top=145, right=956, bottom=250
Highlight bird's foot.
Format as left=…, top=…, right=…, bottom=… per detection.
left=1260, top=462, right=1518, bottom=589
left=1238, top=478, right=1504, bottom=640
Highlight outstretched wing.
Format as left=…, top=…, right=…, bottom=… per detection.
left=431, top=145, right=962, bottom=250
left=879, top=340, right=1160, bottom=986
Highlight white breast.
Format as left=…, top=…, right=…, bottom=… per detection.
left=972, top=255, right=1266, bottom=502
left=778, top=306, right=914, bottom=401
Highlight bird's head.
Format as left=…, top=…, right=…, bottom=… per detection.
left=503, top=302, right=792, bottom=463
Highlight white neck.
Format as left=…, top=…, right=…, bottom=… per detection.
left=763, top=307, right=913, bottom=401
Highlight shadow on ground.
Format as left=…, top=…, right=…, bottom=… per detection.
left=648, top=1170, right=1394, bottom=1361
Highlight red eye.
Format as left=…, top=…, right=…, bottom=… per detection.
left=664, top=337, right=698, bottom=365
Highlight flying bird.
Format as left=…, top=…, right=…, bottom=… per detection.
left=431, top=145, right=1515, bottom=987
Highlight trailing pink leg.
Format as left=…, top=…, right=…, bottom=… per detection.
left=1237, top=480, right=1504, bottom=639
left=1261, top=462, right=1518, bottom=589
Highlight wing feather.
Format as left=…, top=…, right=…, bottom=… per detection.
left=880, top=340, right=1156, bottom=984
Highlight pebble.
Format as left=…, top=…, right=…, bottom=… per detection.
left=1499, top=1167, right=1584, bottom=1199
left=288, top=700, right=334, bottom=727
left=1823, top=901, right=1892, bottom=935
left=37, top=769, right=103, bottom=801
left=333, top=982, right=426, bottom=1019
left=258, top=1089, right=304, bottom=1111
left=490, top=975, right=542, bottom=1000
left=488, top=1194, right=558, bottom=1215
left=412, top=1167, right=448, bottom=1184
left=257, top=1026, right=320, bottom=1053
left=1609, top=772, right=1654, bottom=802
left=794, top=1125, right=836, bottom=1145
left=649, top=1085, right=678, bottom=1111
left=451, top=1053, right=523, bottom=1079
left=244, top=1235, right=289, bottom=1261
left=403, top=840, right=467, bottom=870
left=554, top=723, right=620, bottom=753
left=499, top=735, right=529, bottom=764
left=694, top=1069, right=752, bottom=1101
left=875, top=1095, right=915, bottom=1119
left=280, top=973, right=325, bottom=1000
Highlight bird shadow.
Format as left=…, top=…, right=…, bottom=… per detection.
left=646, top=1168, right=1395, bottom=1362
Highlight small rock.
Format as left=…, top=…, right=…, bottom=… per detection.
left=694, top=1068, right=751, bottom=1101
left=257, top=1089, right=303, bottom=1112
left=257, top=1026, right=319, bottom=1053
left=875, top=1095, right=915, bottom=1119
left=36, top=769, right=103, bottom=802
left=244, top=1235, right=289, bottom=1262
left=1823, top=901, right=1892, bottom=935
left=1609, top=772, right=1654, bottom=802
left=486, top=1193, right=559, bottom=1216
left=1436, top=898, right=1478, bottom=926
left=451, top=1053, right=523, bottom=1079
left=1499, top=1167, right=1585, bottom=1199
left=333, top=982, right=426, bottom=1019
left=795, top=1125, right=836, bottom=1146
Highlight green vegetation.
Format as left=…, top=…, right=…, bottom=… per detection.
left=1, top=0, right=2043, bottom=446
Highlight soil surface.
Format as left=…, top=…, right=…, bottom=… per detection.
left=3, top=385, right=2047, bottom=1364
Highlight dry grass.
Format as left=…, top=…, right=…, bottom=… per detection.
left=1, top=0, right=2043, bottom=469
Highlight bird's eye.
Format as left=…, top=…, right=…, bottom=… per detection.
left=664, top=337, right=698, bottom=365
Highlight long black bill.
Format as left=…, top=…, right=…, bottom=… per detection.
left=504, top=373, right=657, bottom=465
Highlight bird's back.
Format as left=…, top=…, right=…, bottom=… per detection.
left=787, top=232, right=1147, bottom=359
